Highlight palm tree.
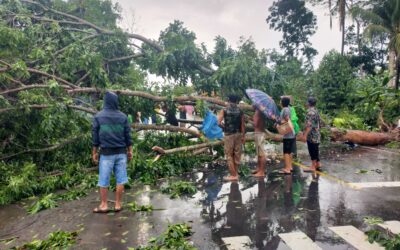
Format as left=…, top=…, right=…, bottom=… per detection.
left=352, top=0, right=400, bottom=89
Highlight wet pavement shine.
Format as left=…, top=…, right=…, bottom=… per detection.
left=0, top=143, right=399, bottom=250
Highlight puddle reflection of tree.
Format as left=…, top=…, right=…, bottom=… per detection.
left=198, top=165, right=334, bottom=249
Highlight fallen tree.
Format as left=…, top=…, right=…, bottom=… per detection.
left=142, top=125, right=400, bottom=156
left=330, top=128, right=399, bottom=146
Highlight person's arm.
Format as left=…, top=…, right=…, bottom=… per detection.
left=253, top=110, right=259, bottom=127
left=124, top=116, right=133, bottom=160
left=241, top=113, right=245, bottom=143
left=92, top=117, right=100, bottom=164
left=217, top=110, right=224, bottom=128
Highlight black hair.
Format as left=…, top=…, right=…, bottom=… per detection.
left=281, top=96, right=290, bottom=107
left=308, top=97, right=317, bottom=106
left=227, top=94, right=241, bottom=104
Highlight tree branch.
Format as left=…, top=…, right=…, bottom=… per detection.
left=20, top=0, right=214, bottom=75
left=0, top=104, right=97, bottom=114
left=75, top=71, right=90, bottom=86
left=0, top=136, right=82, bottom=160
left=68, top=88, right=254, bottom=110
left=0, top=59, right=77, bottom=88
left=105, top=53, right=144, bottom=63
left=54, top=34, right=100, bottom=56
left=21, top=0, right=163, bottom=52
left=131, top=123, right=200, bottom=136
left=0, top=84, right=70, bottom=95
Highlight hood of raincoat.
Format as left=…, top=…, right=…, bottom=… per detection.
left=103, top=91, right=119, bottom=110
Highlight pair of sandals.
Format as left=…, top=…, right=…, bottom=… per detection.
left=93, top=206, right=123, bottom=213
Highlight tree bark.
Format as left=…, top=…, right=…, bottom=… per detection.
left=395, top=56, right=400, bottom=90
left=329, top=128, right=398, bottom=146
left=388, top=49, right=397, bottom=88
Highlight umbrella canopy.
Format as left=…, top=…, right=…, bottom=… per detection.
left=245, top=89, right=279, bottom=120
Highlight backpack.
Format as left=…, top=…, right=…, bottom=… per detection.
left=290, top=106, right=300, bottom=135
left=223, top=105, right=242, bottom=134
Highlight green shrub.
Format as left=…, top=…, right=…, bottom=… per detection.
left=333, top=111, right=368, bottom=130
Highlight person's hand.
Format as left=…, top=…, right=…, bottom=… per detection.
left=92, top=152, right=99, bottom=164
left=270, top=114, right=276, bottom=121
left=127, top=150, right=133, bottom=161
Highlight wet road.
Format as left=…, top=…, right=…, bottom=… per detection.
left=0, top=143, right=399, bottom=249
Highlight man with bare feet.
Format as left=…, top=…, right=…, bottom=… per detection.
left=277, top=96, right=295, bottom=175
left=218, top=94, right=245, bottom=182
left=252, top=107, right=267, bottom=177
left=92, top=91, right=132, bottom=213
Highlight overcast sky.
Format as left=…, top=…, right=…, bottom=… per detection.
left=114, top=0, right=343, bottom=66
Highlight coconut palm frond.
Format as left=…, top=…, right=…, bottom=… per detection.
left=391, top=0, right=400, bottom=27
left=364, top=24, right=391, bottom=40
left=351, top=6, right=384, bottom=25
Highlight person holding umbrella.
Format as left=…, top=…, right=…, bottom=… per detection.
left=218, top=94, right=245, bottom=182
left=245, top=89, right=281, bottom=176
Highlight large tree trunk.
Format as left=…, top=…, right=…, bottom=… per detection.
left=395, top=56, right=400, bottom=90
left=330, top=128, right=398, bottom=146
left=388, top=49, right=397, bottom=88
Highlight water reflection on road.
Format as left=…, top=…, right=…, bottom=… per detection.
left=0, top=144, right=399, bottom=249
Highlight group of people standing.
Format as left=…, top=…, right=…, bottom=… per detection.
left=217, top=94, right=322, bottom=182
left=90, top=91, right=322, bottom=212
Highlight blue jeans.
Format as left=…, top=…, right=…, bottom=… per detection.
left=98, top=154, right=128, bottom=187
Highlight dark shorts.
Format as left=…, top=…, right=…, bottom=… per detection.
left=307, top=141, right=320, bottom=161
left=283, top=138, right=295, bottom=154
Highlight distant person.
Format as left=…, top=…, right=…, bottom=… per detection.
left=185, top=105, right=194, bottom=119
left=252, top=106, right=267, bottom=177
left=136, top=111, right=142, bottom=124
left=274, top=96, right=295, bottom=174
left=302, top=97, right=322, bottom=172
left=178, top=105, right=186, bottom=127
left=218, top=94, right=245, bottom=182
left=162, top=104, right=179, bottom=126
left=281, top=96, right=300, bottom=159
left=92, top=91, right=132, bottom=213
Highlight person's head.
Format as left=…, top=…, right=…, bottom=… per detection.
left=227, top=94, right=240, bottom=104
left=162, top=104, right=168, bottom=112
left=103, top=91, right=119, bottom=110
left=178, top=105, right=185, bottom=112
left=281, top=95, right=293, bottom=106
left=307, top=97, right=317, bottom=107
left=280, top=96, right=290, bottom=108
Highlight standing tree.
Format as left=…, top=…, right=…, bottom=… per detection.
left=352, top=0, right=400, bottom=89
left=266, top=0, right=318, bottom=65
left=311, top=50, right=355, bottom=113
left=309, top=0, right=354, bottom=55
